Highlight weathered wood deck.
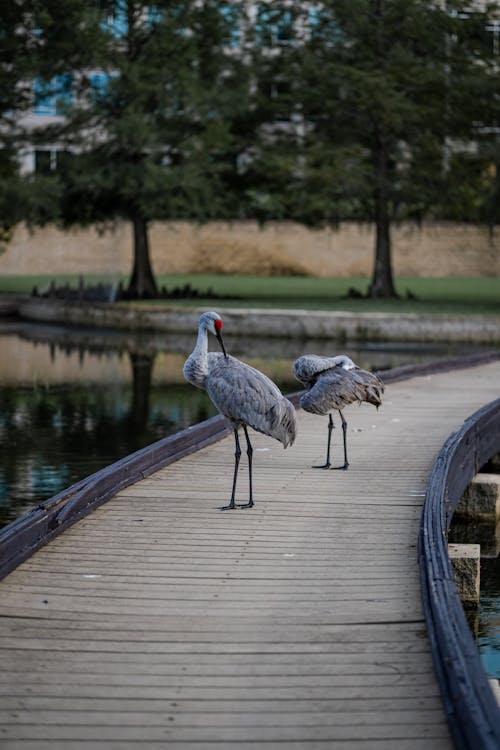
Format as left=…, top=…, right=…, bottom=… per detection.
left=1, top=360, right=500, bottom=749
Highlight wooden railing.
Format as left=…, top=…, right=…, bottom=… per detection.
left=419, top=397, right=500, bottom=750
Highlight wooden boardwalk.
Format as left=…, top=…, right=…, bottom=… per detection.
left=1, top=360, right=500, bottom=749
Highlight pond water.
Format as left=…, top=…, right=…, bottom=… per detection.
left=478, top=556, right=500, bottom=678
left=449, top=507, right=500, bottom=680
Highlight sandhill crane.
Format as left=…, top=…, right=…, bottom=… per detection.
left=293, top=354, right=384, bottom=470
left=184, top=311, right=297, bottom=510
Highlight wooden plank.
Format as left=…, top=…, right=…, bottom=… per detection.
left=0, top=697, right=446, bottom=715
left=0, top=725, right=451, bottom=741
left=0, top=687, right=445, bottom=707
left=0, top=662, right=436, bottom=680
left=0, top=704, right=447, bottom=724
left=0, top=740, right=453, bottom=750
left=0, top=741, right=452, bottom=750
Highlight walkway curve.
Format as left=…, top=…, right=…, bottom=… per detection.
left=419, top=397, right=500, bottom=750
left=1, top=352, right=500, bottom=749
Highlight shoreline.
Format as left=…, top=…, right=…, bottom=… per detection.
left=6, top=296, right=500, bottom=344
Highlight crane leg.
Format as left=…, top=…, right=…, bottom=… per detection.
left=331, top=411, right=349, bottom=470
left=238, top=425, right=254, bottom=509
left=221, top=428, right=241, bottom=510
left=313, top=413, right=334, bottom=469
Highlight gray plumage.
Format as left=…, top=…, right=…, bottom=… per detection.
left=184, top=311, right=296, bottom=509
left=293, top=353, right=384, bottom=469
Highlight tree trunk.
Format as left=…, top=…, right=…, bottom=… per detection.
left=368, top=0, right=397, bottom=299
left=126, top=215, right=158, bottom=298
left=368, top=138, right=398, bottom=299
left=128, top=352, right=154, bottom=431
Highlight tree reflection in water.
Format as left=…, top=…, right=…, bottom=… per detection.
left=0, top=344, right=217, bottom=527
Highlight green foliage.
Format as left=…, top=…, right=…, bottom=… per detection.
left=23, top=0, right=255, bottom=295
left=260, top=0, right=500, bottom=296
left=35, top=0, right=248, bottom=229
left=292, top=1, right=454, bottom=223
left=0, top=1, right=34, bottom=118
left=0, top=2, right=37, bottom=230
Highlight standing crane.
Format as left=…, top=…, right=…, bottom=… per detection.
left=293, top=354, right=384, bottom=470
left=184, top=311, right=297, bottom=510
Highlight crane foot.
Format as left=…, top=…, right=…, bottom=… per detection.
left=237, top=500, right=254, bottom=509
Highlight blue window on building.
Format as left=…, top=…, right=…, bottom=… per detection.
left=308, top=6, right=321, bottom=33
left=148, top=5, right=163, bottom=27
left=308, top=6, right=343, bottom=43
left=33, top=74, right=73, bottom=116
left=101, top=1, right=128, bottom=38
left=256, top=4, right=294, bottom=46
left=220, top=4, right=241, bottom=47
left=89, top=72, right=111, bottom=101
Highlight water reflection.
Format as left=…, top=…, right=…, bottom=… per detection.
left=12, top=319, right=491, bottom=373
left=449, top=500, right=500, bottom=679
left=478, top=556, right=500, bottom=678
left=0, top=320, right=495, bottom=527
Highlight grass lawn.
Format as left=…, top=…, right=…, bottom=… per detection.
left=0, top=273, right=499, bottom=315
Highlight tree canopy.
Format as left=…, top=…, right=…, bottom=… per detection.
left=28, top=0, right=251, bottom=296
left=2, top=0, right=499, bottom=297
left=253, top=0, right=498, bottom=296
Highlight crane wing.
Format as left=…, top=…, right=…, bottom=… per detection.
left=206, top=354, right=296, bottom=446
left=299, top=368, right=361, bottom=414
left=293, top=354, right=340, bottom=385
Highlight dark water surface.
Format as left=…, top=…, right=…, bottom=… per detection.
left=450, top=510, right=500, bottom=680
left=478, top=557, right=500, bottom=678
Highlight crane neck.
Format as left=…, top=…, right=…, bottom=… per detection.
left=183, top=323, right=209, bottom=388
left=194, top=324, right=209, bottom=360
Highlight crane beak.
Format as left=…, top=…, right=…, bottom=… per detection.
left=216, top=329, right=228, bottom=359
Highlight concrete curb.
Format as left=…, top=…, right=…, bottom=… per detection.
left=15, top=297, right=500, bottom=343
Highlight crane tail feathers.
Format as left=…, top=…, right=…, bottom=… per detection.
left=268, top=398, right=297, bottom=448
